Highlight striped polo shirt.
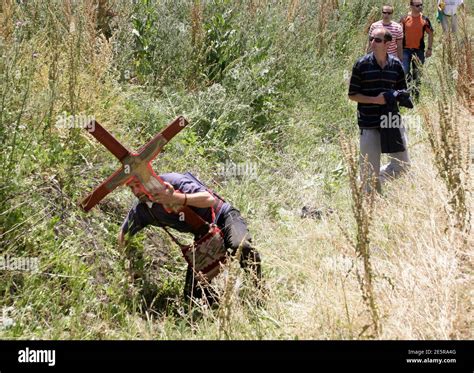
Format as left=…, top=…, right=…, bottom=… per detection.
left=368, top=21, right=403, bottom=57
left=348, top=52, right=407, bottom=129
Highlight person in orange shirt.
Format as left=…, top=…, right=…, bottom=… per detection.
left=400, top=1, right=434, bottom=99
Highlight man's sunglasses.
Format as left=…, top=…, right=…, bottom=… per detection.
left=369, top=36, right=384, bottom=43
left=382, top=11, right=393, bottom=15
left=411, top=4, right=423, bottom=7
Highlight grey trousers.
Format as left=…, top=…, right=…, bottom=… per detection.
left=359, top=127, right=410, bottom=192
left=441, top=14, right=458, bottom=34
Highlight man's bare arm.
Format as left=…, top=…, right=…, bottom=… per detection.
left=176, top=191, right=215, bottom=208
left=150, top=182, right=215, bottom=208
left=397, top=39, right=403, bottom=61
left=428, top=32, right=434, bottom=50
left=349, top=93, right=386, bottom=105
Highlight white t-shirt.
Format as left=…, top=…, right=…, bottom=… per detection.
left=439, top=0, right=464, bottom=16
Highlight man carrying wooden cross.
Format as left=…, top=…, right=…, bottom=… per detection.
left=81, top=117, right=261, bottom=305
left=119, top=172, right=262, bottom=304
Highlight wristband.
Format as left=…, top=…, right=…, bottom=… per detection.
left=183, top=193, right=187, bottom=206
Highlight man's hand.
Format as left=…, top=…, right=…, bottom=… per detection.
left=373, top=93, right=386, bottom=105
left=150, top=182, right=181, bottom=205
left=128, top=179, right=182, bottom=206
left=425, top=49, right=432, bottom=58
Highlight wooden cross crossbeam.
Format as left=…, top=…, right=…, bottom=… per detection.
left=80, top=116, right=188, bottom=212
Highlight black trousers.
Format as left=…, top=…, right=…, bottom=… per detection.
left=183, top=208, right=262, bottom=303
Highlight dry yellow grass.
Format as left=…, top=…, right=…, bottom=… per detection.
left=1, top=0, right=472, bottom=341
left=194, top=97, right=472, bottom=340
left=240, top=131, right=472, bottom=340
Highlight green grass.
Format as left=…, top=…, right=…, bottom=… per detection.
left=0, top=0, right=472, bottom=340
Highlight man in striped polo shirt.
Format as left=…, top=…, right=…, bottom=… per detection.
left=348, top=28, right=410, bottom=193
left=368, top=4, right=403, bottom=61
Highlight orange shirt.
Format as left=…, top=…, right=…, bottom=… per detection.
left=401, top=14, right=434, bottom=50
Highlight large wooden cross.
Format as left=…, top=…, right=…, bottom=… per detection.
left=80, top=116, right=188, bottom=212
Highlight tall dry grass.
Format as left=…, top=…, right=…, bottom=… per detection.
left=454, top=11, right=473, bottom=114
left=339, top=134, right=380, bottom=338
left=421, top=27, right=471, bottom=237
left=1, top=0, right=472, bottom=341
left=239, top=137, right=471, bottom=340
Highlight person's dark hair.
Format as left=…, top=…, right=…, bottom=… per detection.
left=373, top=27, right=393, bottom=42
left=383, top=29, right=393, bottom=42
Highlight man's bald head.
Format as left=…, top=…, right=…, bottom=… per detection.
left=372, top=27, right=393, bottom=42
